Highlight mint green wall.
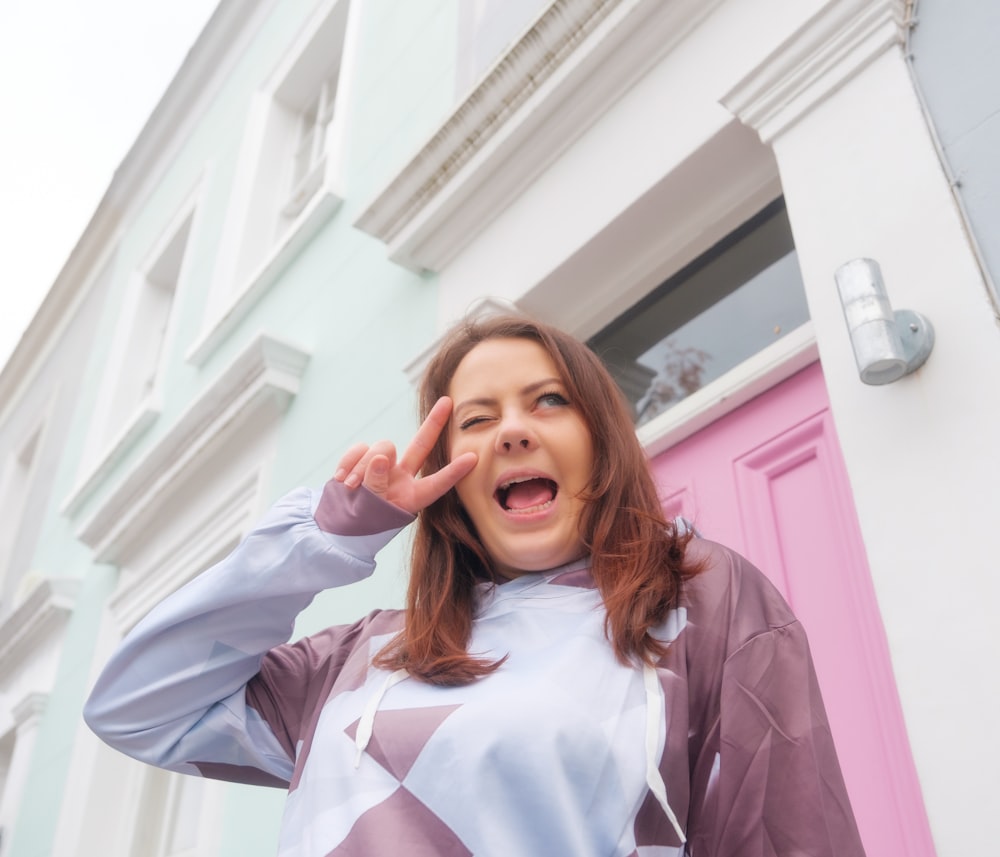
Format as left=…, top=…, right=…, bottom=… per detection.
left=8, top=567, right=118, bottom=857
left=347, top=0, right=461, bottom=201
left=10, top=1, right=463, bottom=855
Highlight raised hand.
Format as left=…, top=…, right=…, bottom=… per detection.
left=333, top=397, right=477, bottom=515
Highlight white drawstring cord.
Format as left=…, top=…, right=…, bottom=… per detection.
left=354, top=668, right=409, bottom=768
left=643, top=662, right=687, bottom=844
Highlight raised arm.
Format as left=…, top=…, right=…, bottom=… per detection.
left=82, top=483, right=413, bottom=785
left=83, top=400, right=474, bottom=786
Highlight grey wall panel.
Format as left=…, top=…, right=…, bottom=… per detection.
left=910, top=0, right=1000, bottom=292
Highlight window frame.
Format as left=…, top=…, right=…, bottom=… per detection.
left=187, top=0, right=355, bottom=368
left=70, top=179, right=203, bottom=509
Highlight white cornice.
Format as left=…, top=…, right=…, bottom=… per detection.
left=76, top=333, right=311, bottom=562
left=110, top=471, right=260, bottom=634
left=186, top=185, right=343, bottom=368
left=354, top=0, right=725, bottom=273
left=721, top=0, right=907, bottom=143
left=12, top=691, right=48, bottom=729
left=0, top=579, right=79, bottom=686
left=62, top=401, right=161, bottom=518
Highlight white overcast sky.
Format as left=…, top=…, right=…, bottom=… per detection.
left=0, top=0, right=218, bottom=373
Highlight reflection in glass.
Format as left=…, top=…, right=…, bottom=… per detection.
left=589, top=199, right=810, bottom=426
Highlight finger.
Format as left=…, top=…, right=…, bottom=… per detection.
left=398, top=397, right=453, bottom=476
left=334, top=443, right=369, bottom=482
left=411, top=451, right=478, bottom=508
left=345, top=441, right=396, bottom=488
left=362, top=454, right=392, bottom=496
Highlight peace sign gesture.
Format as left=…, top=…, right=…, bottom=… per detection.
left=333, top=397, right=477, bottom=515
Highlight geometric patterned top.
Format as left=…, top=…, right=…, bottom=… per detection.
left=84, top=480, right=867, bottom=857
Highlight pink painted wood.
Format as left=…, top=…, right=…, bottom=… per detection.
left=650, top=361, right=936, bottom=857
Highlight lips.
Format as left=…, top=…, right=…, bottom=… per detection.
left=495, top=475, right=558, bottom=512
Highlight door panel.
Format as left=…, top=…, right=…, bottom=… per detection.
left=650, top=361, right=936, bottom=857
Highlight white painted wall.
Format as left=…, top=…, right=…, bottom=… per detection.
left=769, top=46, right=1000, bottom=857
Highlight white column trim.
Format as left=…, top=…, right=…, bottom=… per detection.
left=721, top=0, right=907, bottom=142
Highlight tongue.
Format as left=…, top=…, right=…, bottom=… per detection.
left=505, top=479, right=555, bottom=510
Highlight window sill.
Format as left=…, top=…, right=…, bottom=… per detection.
left=108, top=471, right=259, bottom=634
left=62, top=398, right=162, bottom=518
left=186, top=183, right=342, bottom=369
left=0, top=577, right=79, bottom=684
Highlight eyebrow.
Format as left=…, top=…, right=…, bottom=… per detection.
left=453, top=377, right=565, bottom=413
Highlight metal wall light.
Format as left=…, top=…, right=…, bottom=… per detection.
left=834, top=258, right=934, bottom=385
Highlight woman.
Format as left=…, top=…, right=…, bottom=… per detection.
left=84, top=314, right=866, bottom=856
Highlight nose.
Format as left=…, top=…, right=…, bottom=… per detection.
left=495, top=415, right=537, bottom=453
left=502, top=438, right=530, bottom=451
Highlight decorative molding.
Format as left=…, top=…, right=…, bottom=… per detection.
left=187, top=184, right=343, bottom=368
left=354, top=0, right=725, bottom=273
left=76, top=333, right=311, bottom=562
left=0, top=578, right=79, bottom=686
left=62, top=400, right=161, bottom=517
left=721, top=0, right=907, bottom=143
left=110, top=472, right=260, bottom=634
left=11, top=691, right=48, bottom=730
left=638, top=323, right=818, bottom=458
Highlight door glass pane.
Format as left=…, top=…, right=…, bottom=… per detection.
left=588, top=199, right=809, bottom=426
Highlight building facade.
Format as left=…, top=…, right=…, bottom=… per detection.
left=0, top=1, right=996, bottom=855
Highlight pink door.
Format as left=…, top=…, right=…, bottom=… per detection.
left=650, top=361, right=935, bottom=857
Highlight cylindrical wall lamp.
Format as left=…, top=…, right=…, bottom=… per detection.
left=834, top=258, right=934, bottom=385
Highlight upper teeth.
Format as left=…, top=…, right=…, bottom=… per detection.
left=499, top=476, right=536, bottom=489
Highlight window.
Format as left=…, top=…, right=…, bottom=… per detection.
left=106, top=211, right=192, bottom=438
left=589, top=199, right=810, bottom=426
left=235, top=37, right=345, bottom=278
left=75, top=190, right=198, bottom=495
left=189, top=0, right=352, bottom=365
left=283, top=74, right=338, bottom=220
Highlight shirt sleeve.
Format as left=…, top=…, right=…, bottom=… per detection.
left=82, top=481, right=414, bottom=788
left=690, top=617, right=867, bottom=856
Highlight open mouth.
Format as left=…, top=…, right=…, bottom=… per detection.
left=495, top=477, right=558, bottom=512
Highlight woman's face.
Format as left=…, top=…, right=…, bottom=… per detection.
left=447, top=337, right=594, bottom=578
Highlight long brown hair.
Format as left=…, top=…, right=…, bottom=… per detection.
left=374, top=314, right=695, bottom=685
